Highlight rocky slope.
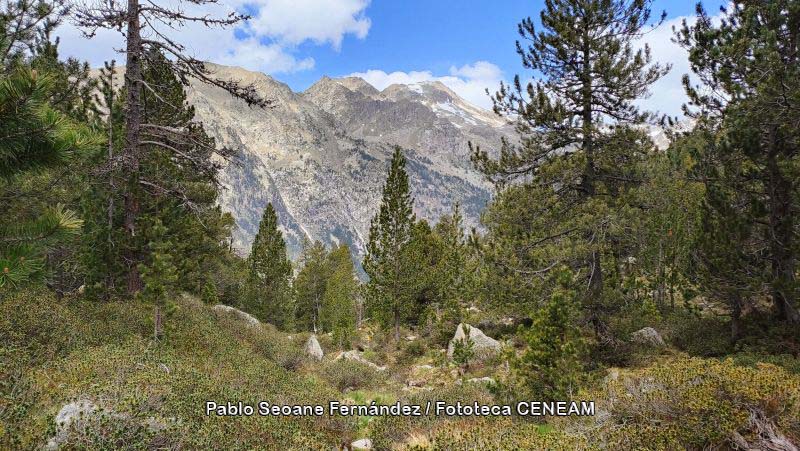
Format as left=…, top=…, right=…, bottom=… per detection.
left=183, top=63, right=514, bottom=262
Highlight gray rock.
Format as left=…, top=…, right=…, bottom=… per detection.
left=212, top=304, right=261, bottom=328
left=304, top=334, right=324, bottom=361
left=334, top=350, right=386, bottom=371
left=447, top=323, right=501, bottom=361
left=45, top=400, right=98, bottom=450
left=467, top=376, right=496, bottom=385
left=630, top=327, right=666, bottom=347
left=351, top=438, right=373, bottom=449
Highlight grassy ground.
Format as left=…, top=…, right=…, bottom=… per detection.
left=2, top=288, right=798, bottom=450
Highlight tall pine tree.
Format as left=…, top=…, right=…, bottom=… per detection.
left=322, top=244, right=358, bottom=347
left=294, top=239, right=331, bottom=332
left=472, top=0, right=668, bottom=343
left=246, top=203, right=293, bottom=329
left=677, top=1, right=800, bottom=324
left=364, top=147, right=417, bottom=341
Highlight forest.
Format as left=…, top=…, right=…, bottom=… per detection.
left=1, top=0, right=799, bottom=449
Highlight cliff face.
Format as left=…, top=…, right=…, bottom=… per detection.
left=182, top=63, right=514, bottom=261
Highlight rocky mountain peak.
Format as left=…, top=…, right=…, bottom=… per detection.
left=107, top=63, right=515, bottom=267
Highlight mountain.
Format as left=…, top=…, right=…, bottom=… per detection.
left=180, top=63, right=514, bottom=263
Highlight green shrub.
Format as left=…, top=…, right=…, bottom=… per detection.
left=595, top=356, right=800, bottom=449
left=320, top=359, right=383, bottom=392
left=663, top=309, right=732, bottom=357
left=398, top=339, right=426, bottom=364
left=508, top=271, right=584, bottom=402
left=450, top=331, right=474, bottom=370
left=420, top=418, right=588, bottom=450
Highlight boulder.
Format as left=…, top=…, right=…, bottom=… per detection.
left=45, top=400, right=98, bottom=450
left=352, top=438, right=373, bottom=449
left=212, top=304, right=260, bottom=328
left=446, top=323, right=501, bottom=361
left=304, top=334, right=324, bottom=361
left=334, top=350, right=386, bottom=371
left=630, top=327, right=665, bottom=347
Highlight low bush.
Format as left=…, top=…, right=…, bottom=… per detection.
left=1, top=291, right=355, bottom=449
left=320, top=359, right=383, bottom=392
left=595, top=356, right=800, bottom=449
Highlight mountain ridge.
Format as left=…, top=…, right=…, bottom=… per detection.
left=181, top=63, right=513, bottom=263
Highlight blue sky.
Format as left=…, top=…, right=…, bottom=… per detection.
left=58, top=0, right=726, bottom=116
left=278, top=0, right=710, bottom=90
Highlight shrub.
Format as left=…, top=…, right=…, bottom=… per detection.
left=370, top=385, right=495, bottom=450
left=320, top=359, right=383, bottom=392
left=664, top=309, right=732, bottom=357
left=450, top=330, right=474, bottom=371
left=421, top=418, right=588, bottom=450
left=596, top=356, right=800, bottom=449
left=3, top=292, right=354, bottom=449
left=398, top=339, right=427, bottom=364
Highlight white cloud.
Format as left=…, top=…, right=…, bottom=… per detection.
left=217, top=39, right=315, bottom=74
left=349, top=61, right=504, bottom=110
left=245, top=0, right=371, bottom=50
left=635, top=8, right=725, bottom=118
left=56, top=0, right=370, bottom=74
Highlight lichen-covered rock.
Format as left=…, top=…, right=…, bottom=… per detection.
left=446, top=323, right=501, bottom=360
left=630, top=327, right=666, bottom=347
left=212, top=304, right=260, bottom=328
left=304, top=334, right=323, bottom=361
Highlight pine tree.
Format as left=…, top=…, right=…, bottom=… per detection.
left=511, top=268, right=584, bottom=401
left=322, top=245, right=357, bottom=347
left=73, top=0, right=270, bottom=295
left=429, top=204, right=471, bottom=344
left=201, top=279, right=219, bottom=305
left=81, top=50, right=236, bottom=302
left=138, top=219, right=178, bottom=340
left=472, top=0, right=668, bottom=342
left=677, top=1, right=800, bottom=324
left=246, top=203, right=293, bottom=329
left=294, top=239, right=331, bottom=332
left=0, top=65, right=94, bottom=289
left=363, top=147, right=417, bottom=341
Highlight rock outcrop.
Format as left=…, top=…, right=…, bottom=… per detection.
left=446, top=323, right=501, bottom=360
left=212, top=304, right=260, bottom=328
left=351, top=438, right=373, bottom=450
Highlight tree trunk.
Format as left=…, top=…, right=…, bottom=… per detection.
left=123, top=0, right=143, bottom=295
left=730, top=293, right=743, bottom=343
left=394, top=309, right=400, bottom=342
left=580, top=25, right=605, bottom=337
left=766, top=130, right=799, bottom=324
left=106, top=65, right=115, bottom=301
left=154, top=304, right=163, bottom=340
